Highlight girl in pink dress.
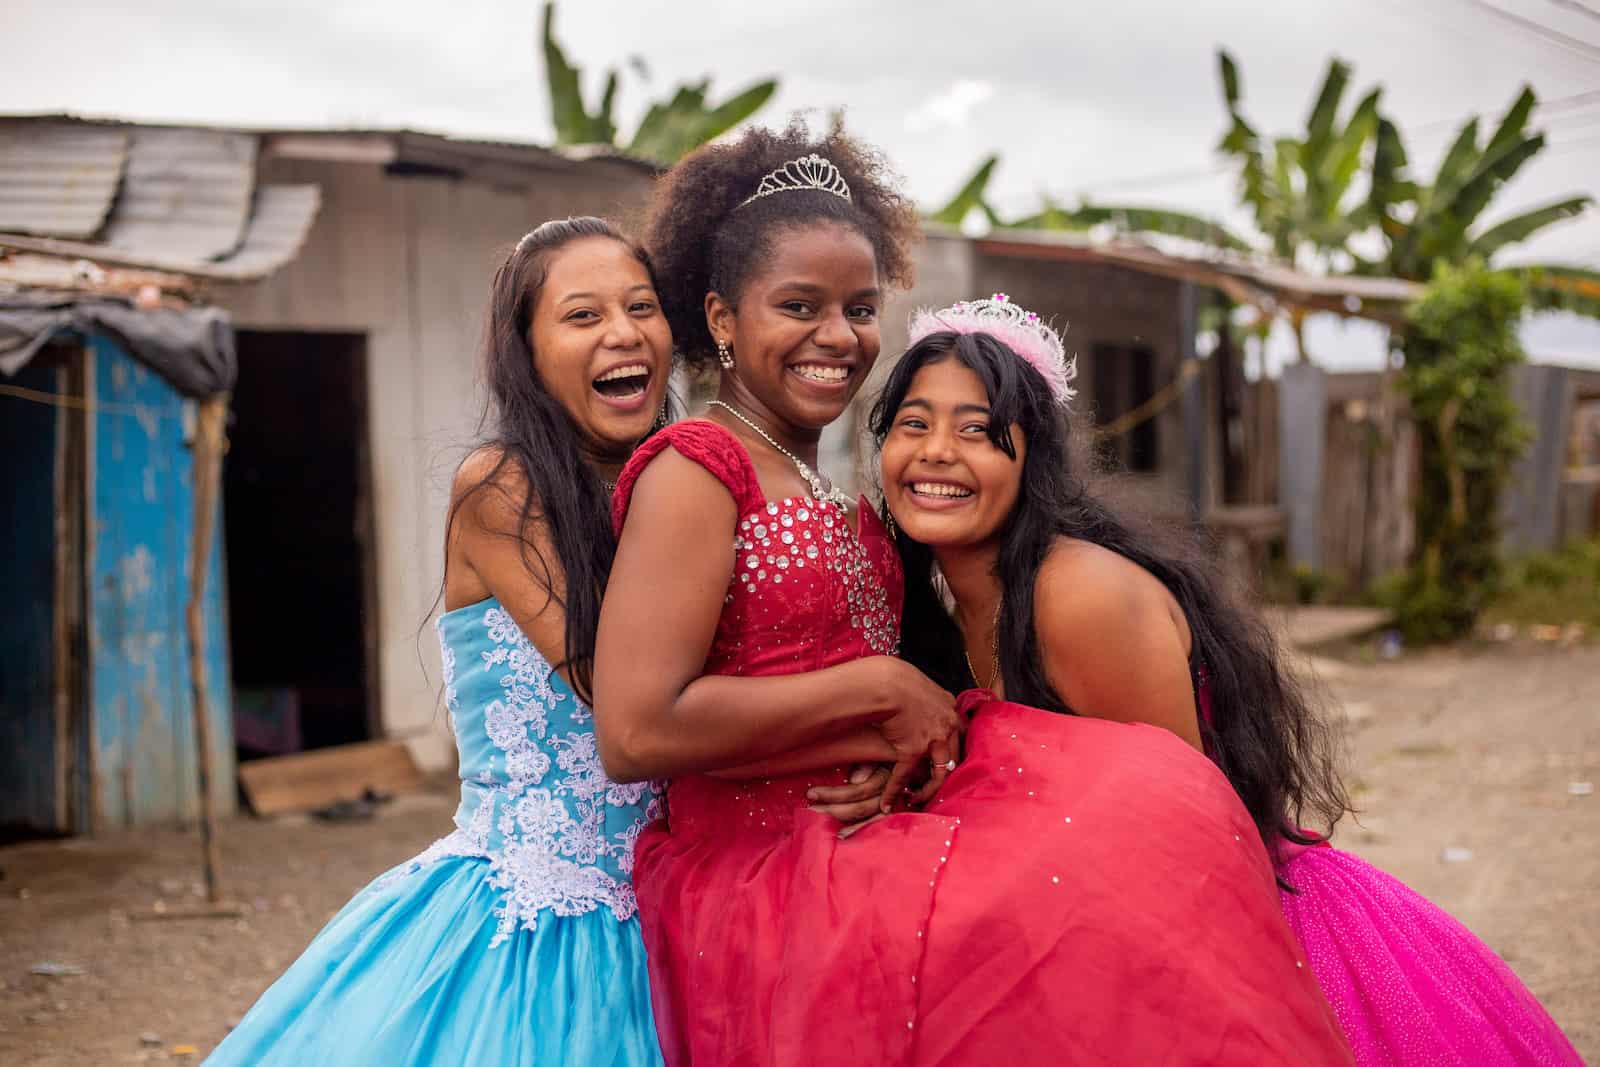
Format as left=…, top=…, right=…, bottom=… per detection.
left=872, top=294, right=1583, bottom=1067
left=591, top=126, right=1352, bottom=1066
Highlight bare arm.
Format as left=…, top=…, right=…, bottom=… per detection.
left=446, top=450, right=573, bottom=672
left=705, top=726, right=896, bottom=780
left=592, top=448, right=960, bottom=786
left=1034, top=542, right=1204, bottom=750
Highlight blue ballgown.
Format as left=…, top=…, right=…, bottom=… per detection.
left=206, top=599, right=665, bottom=1066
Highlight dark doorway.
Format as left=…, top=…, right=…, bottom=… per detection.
left=1091, top=342, right=1160, bottom=473
left=224, top=331, right=377, bottom=759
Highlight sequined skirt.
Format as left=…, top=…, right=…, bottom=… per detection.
left=636, top=696, right=1352, bottom=1066
left=1278, top=845, right=1582, bottom=1066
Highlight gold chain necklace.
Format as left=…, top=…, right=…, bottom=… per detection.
left=705, top=400, right=852, bottom=509
left=963, top=601, right=1002, bottom=689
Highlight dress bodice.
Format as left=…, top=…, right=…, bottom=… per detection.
left=393, top=598, right=661, bottom=947
left=613, top=420, right=903, bottom=838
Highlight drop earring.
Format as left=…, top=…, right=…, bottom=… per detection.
left=717, top=338, right=734, bottom=371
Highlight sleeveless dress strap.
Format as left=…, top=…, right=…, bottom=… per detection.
left=612, top=419, right=766, bottom=536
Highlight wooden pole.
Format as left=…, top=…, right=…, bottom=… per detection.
left=186, top=393, right=229, bottom=903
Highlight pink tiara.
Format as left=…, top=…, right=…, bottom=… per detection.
left=906, top=293, right=1076, bottom=404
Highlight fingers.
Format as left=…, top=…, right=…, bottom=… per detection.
left=812, top=795, right=887, bottom=824
left=807, top=767, right=889, bottom=807
left=837, top=812, right=888, bottom=840
left=848, top=763, right=876, bottom=785
left=879, top=758, right=919, bottom=814
left=908, top=736, right=951, bottom=807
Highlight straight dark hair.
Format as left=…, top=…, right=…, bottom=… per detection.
left=442, top=216, right=663, bottom=704
left=869, top=331, right=1350, bottom=853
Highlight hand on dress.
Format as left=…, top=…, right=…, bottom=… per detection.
left=870, top=659, right=964, bottom=813
left=808, top=764, right=892, bottom=826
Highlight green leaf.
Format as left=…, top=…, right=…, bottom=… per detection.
left=697, top=80, right=778, bottom=144
left=1056, top=202, right=1253, bottom=250
left=1449, top=132, right=1546, bottom=235
left=1430, top=119, right=1482, bottom=206
left=1503, top=264, right=1600, bottom=318
left=1318, top=87, right=1381, bottom=212
left=1470, top=197, right=1591, bottom=258
left=542, top=1, right=592, bottom=145
left=1484, top=86, right=1537, bottom=162
left=1219, top=50, right=1243, bottom=109
left=1304, top=57, right=1352, bottom=158
left=930, top=155, right=999, bottom=226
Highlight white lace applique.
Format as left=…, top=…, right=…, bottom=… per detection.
left=401, top=603, right=658, bottom=947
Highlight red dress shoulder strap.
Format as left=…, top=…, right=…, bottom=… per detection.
left=611, top=419, right=765, bottom=536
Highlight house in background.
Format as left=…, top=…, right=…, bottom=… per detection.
left=0, top=117, right=321, bottom=835
left=2, top=115, right=656, bottom=828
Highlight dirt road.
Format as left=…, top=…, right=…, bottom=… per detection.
left=1, top=642, right=1595, bottom=1064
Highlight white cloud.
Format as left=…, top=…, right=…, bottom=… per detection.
left=905, top=79, right=996, bottom=132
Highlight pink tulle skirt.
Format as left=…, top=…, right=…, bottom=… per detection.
left=1277, top=844, right=1582, bottom=1066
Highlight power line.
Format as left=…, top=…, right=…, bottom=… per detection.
left=1440, top=0, right=1600, bottom=63
left=1543, top=0, right=1600, bottom=28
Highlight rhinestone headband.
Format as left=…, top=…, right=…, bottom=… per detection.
left=907, top=293, right=1077, bottom=404
left=738, top=154, right=853, bottom=209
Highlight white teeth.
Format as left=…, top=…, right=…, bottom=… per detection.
left=911, top=482, right=973, bottom=499
left=792, top=364, right=849, bottom=383
left=596, top=364, right=649, bottom=383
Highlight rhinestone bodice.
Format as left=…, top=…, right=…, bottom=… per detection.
left=386, top=598, right=661, bottom=947
left=612, top=420, right=904, bottom=841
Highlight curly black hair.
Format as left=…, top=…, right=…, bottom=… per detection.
left=644, top=118, right=920, bottom=369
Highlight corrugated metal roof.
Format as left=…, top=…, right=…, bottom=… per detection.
left=0, top=183, right=319, bottom=282
left=0, top=122, right=128, bottom=238
left=970, top=227, right=1422, bottom=320
left=103, top=128, right=256, bottom=261
left=0, top=118, right=319, bottom=284
left=207, top=184, right=320, bottom=279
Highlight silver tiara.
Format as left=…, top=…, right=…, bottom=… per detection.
left=738, top=154, right=853, bottom=208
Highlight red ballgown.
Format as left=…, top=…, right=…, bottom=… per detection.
left=613, top=421, right=1351, bottom=1066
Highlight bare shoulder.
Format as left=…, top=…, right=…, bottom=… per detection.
left=452, top=445, right=538, bottom=537
left=1034, top=538, right=1179, bottom=644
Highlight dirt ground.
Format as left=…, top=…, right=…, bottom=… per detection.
left=1, top=641, right=1596, bottom=1065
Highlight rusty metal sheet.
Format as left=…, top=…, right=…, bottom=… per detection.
left=207, top=184, right=321, bottom=279
left=0, top=122, right=128, bottom=238
left=103, top=128, right=257, bottom=262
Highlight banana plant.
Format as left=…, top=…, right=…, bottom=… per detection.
left=1364, top=86, right=1595, bottom=314
left=541, top=1, right=776, bottom=164
left=930, top=156, right=1249, bottom=249
left=1216, top=50, right=1383, bottom=270
left=626, top=79, right=777, bottom=166
left=542, top=2, right=617, bottom=146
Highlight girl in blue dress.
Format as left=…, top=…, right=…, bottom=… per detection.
left=207, top=216, right=675, bottom=1066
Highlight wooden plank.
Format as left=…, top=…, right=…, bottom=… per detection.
left=238, top=740, right=424, bottom=817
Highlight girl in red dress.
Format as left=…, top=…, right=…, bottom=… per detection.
left=592, top=125, right=1352, bottom=1066
left=871, top=296, right=1582, bottom=1066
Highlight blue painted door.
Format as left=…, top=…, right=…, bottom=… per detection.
left=88, top=337, right=234, bottom=829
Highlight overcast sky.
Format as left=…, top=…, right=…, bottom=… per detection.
left=6, top=0, right=1599, bottom=361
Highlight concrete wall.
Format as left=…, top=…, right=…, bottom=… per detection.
left=217, top=155, right=652, bottom=768
left=849, top=243, right=1198, bottom=511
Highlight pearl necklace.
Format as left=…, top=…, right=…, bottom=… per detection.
left=706, top=400, right=852, bottom=510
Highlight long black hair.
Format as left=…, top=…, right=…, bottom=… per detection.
left=443, top=216, right=663, bottom=704
left=869, top=331, right=1350, bottom=852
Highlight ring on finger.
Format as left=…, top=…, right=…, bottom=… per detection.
left=943, top=759, right=957, bottom=771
